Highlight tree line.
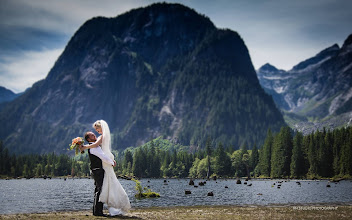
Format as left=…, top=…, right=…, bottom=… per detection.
left=0, top=142, right=90, bottom=178
left=257, top=126, right=352, bottom=179
left=0, top=126, right=351, bottom=179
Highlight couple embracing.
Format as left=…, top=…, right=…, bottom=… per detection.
left=79, top=120, right=131, bottom=217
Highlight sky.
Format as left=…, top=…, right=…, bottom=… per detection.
left=0, top=0, right=351, bottom=93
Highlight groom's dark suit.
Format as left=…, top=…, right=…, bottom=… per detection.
left=88, top=144, right=104, bottom=216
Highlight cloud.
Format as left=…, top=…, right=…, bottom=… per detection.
left=0, top=48, right=63, bottom=93
left=0, top=0, right=155, bottom=93
left=0, top=0, right=149, bottom=93
left=0, top=0, right=152, bottom=35
left=0, top=0, right=351, bottom=91
left=0, top=0, right=154, bottom=55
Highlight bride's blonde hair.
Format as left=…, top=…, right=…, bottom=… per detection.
left=93, top=120, right=101, bottom=129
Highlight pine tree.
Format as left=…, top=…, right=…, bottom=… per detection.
left=271, top=133, right=283, bottom=178
left=333, top=129, right=342, bottom=175
left=259, top=128, right=273, bottom=176
left=161, top=150, right=171, bottom=177
left=214, top=142, right=231, bottom=176
left=151, top=148, right=161, bottom=177
left=340, top=127, right=352, bottom=175
left=170, top=149, right=177, bottom=175
left=3, top=147, right=11, bottom=176
left=271, top=127, right=292, bottom=178
left=250, top=143, right=259, bottom=172
left=316, top=130, right=325, bottom=176
left=132, top=148, right=144, bottom=178
left=123, top=150, right=133, bottom=174
left=36, top=164, right=43, bottom=177
left=240, top=143, right=248, bottom=155
left=0, top=142, right=3, bottom=174
left=22, top=164, right=29, bottom=177
left=308, top=133, right=318, bottom=176
left=282, top=127, right=293, bottom=176
left=302, top=134, right=310, bottom=175
left=320, top=129, right=333, bottom=177
left=348, top=127, right=352, bottom=175
left=290, top=132, right=304, bottom=178
left=205, top=137, right=212, bottom=179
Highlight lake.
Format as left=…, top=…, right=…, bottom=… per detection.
left=1, top=178, right=352, bottom=214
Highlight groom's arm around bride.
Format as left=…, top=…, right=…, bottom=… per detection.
left=80, top=131, right=116, bottom=167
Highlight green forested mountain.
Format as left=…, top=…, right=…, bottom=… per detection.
left=0, top=3, right=285, bottom=154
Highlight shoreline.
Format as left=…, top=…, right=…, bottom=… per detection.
left=1, top=204, right=352, bottom=219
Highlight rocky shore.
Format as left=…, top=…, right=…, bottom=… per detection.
left=1, top=205, right=352, bottom=219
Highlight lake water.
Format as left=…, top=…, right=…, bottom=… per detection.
left=1, top=178, right=352, bottom=214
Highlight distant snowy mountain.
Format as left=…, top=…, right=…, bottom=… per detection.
left=257, top=34, right=352, bottom=133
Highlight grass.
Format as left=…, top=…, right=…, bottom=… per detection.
left=1, top=205, right=352, bottom=219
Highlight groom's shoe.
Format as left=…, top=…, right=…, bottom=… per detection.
left=94, top=213, right=108, bottom=217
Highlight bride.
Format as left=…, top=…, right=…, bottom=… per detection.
left=81, top=120, right=131, bottom=216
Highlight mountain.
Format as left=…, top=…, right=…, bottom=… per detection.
left=0, top=86, right=22, bottom=111
left=0, top=86, right=20, bottom=104
left=256, top=63, right=292, bottom=111
left=257, top=34, right=352, bottom=133
left=0, top=3, right=285, bottom=154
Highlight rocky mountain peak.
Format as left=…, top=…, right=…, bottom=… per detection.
left=340, top=33, right=352, bottom=55
left=49, top=3, right=216, bottom=82
left=342, top=34, right=352, bottom=48
left=257, top=63, right=288, bottom=79
left=259, top=63, right=278, bottom=73
left=128, top=3, right=215, bottom=30
left=291, top=44, right=340, bottom=71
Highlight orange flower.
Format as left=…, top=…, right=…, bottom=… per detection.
left=69, top=137, right=85, bottom=155
left=72, top=137, right=82, bottom=144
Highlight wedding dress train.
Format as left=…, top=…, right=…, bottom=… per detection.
left=100, top=163, right=131, bottom=215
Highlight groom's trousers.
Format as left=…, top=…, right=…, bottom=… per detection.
left=91, top=168, right=104, bottom=216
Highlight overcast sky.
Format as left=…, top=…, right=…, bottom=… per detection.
left=0, top=0, right=351, bottom=93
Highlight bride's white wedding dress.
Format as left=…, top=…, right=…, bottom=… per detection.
left=98, top=120, right=131, bottom=215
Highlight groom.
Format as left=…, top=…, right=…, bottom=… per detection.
left=81, top=131, right=116, bottom=217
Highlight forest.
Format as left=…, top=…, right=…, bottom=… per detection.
left=0, top=126, right=351, bottom=179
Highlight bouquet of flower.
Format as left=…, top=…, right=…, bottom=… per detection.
left=69, top=137, right=85, bottom=155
